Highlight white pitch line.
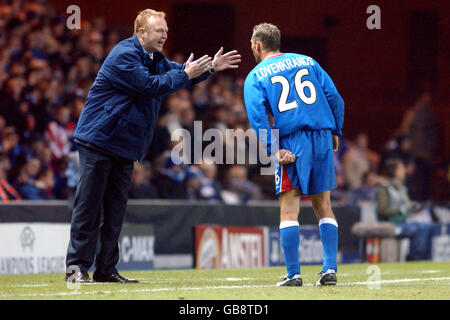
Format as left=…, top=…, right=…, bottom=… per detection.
left=342, top=276, right=450, bottom=286
left=1, top=276, right=450, bottom=298
left=8, top=284, right=49, bottom=288
left=0, top=284, right=273, bottom=298
left=225, top=277, right=253, bottom=281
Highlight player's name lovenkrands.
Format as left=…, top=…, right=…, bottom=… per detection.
left=255, top=55, right=315, bottom=80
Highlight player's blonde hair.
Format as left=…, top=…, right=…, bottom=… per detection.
left=252, top=23, right=281, bottom=51
left=134, top=9, right=166, bottom=34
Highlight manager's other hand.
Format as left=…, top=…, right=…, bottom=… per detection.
left=212, top=47, right=242, bottom=71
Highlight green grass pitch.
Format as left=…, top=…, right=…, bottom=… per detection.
left=0, top=261, right=449, bottom=300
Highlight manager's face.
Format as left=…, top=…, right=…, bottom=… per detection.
left=139, top=16, right=168, bottom=53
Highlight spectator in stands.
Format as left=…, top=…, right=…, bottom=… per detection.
left=185, top=162, right=224, bottom=202
left=15, top=156, right=40, bottom=197
left=191, top=79, right=210, bottom=112
left=375, top=158, right=434, bottom=260
left=185, top=165, right=204, bottom=200
left=147, top=92, right=194, bottom=163
left=64, top=151, right=79, bottom=206
left=225, top=165, right=262, bottom=203
left=342, top=133, right=372, bottom=190
left=51, top=156, right=70, bottom=199
left=147, top=110, right=174, bottom=162
left=355, top=171, right=381, bottom=200
left=16, top=158, right=56, bottom=200
left=381, top=134, right=420, bottom=200
left=197, top=160, right=223, bottom=201
left=34, top=168, right=56, bottom=199
left=151, top=152, right=187, bottom=199
left=382, top=134, right=415, bottom=167
left=399, top=92, right=437, bottom=200
left=128, top=162, right=158, bottom=199
left=0, top=77, right=26, bottom=125
left=1, top=127, right=21, bottom=161
left=0, top=165, right=21, bottom=202
left=166, top=92, right=198, bottom=164
left=333, top=151, right=346, bottom=189
left=45, top=105, right=73, bottom=159
left=347, top=171, right=382, bottom=206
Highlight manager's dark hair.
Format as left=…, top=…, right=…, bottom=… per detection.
left=252, top=23, right=281, bottom=51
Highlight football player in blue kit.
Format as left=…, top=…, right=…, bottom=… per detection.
left=244, top=23, right=344, bottom=286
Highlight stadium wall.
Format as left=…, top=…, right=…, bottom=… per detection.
left=1, top=201, right=449, bottom=274
left=0, top=200, right=360, bottom=273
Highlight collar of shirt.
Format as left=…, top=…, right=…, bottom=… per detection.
left=264, top=52, right=284, bottom=60
left=143, top=51, right=154, bottom=68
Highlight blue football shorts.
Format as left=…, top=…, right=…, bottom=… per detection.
left=275, top=129, right=337, bottom=195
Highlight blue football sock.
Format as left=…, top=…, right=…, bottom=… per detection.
left=280, top=221, right=300, bottom=278
left=319, top=218, right=338, bottom=273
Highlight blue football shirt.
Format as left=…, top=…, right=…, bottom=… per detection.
left=244, top=53, right=344, bottom=155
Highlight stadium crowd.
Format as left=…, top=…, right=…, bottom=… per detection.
left=0, top=1, right=448, bottom=212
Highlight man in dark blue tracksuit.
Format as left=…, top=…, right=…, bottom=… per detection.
left=65, top=9, right=241, bottom=283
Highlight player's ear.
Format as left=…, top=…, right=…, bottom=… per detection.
left=256, top=40, right=263, bottom=52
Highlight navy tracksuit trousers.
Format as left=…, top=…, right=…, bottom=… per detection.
left=66, top=143, right=133, bottom=275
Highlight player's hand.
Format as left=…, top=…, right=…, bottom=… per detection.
left=211, top=47, right=241, bottom=72
left=184, top=53, right=213, bottom=79
left=332, top=135, right=339, bottom=152
left=275, top=149, right=296, bottom=165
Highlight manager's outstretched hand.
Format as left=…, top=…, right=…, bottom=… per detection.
left=212, top=47, right=242, bottom=71
left=184, top=53, right=213, bottom=79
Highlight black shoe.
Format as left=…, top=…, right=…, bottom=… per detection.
left=65, top=271, right=93, bottom=283
left=276, top=274, right=303, bottom=287
left=315, top=269, right=337, bottom=286
left=93, top=272, right=138, bottom=283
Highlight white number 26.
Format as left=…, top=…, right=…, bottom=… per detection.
left=270, top=68, right=317, bottom=112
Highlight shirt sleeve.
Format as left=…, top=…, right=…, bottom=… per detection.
left=243, top=73, right=279, bottom=156
left=313, top=60, right=345, bottom=136
left=109, top=52, right=191, bottom=98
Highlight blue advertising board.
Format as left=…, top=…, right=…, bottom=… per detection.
left=117, top=224, right=155, bottom=270
left=268, top=225, right=323, bottom=266
left=431, top=223, right=450, bottom=261
left=267, top=225, right=361, bottom=267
